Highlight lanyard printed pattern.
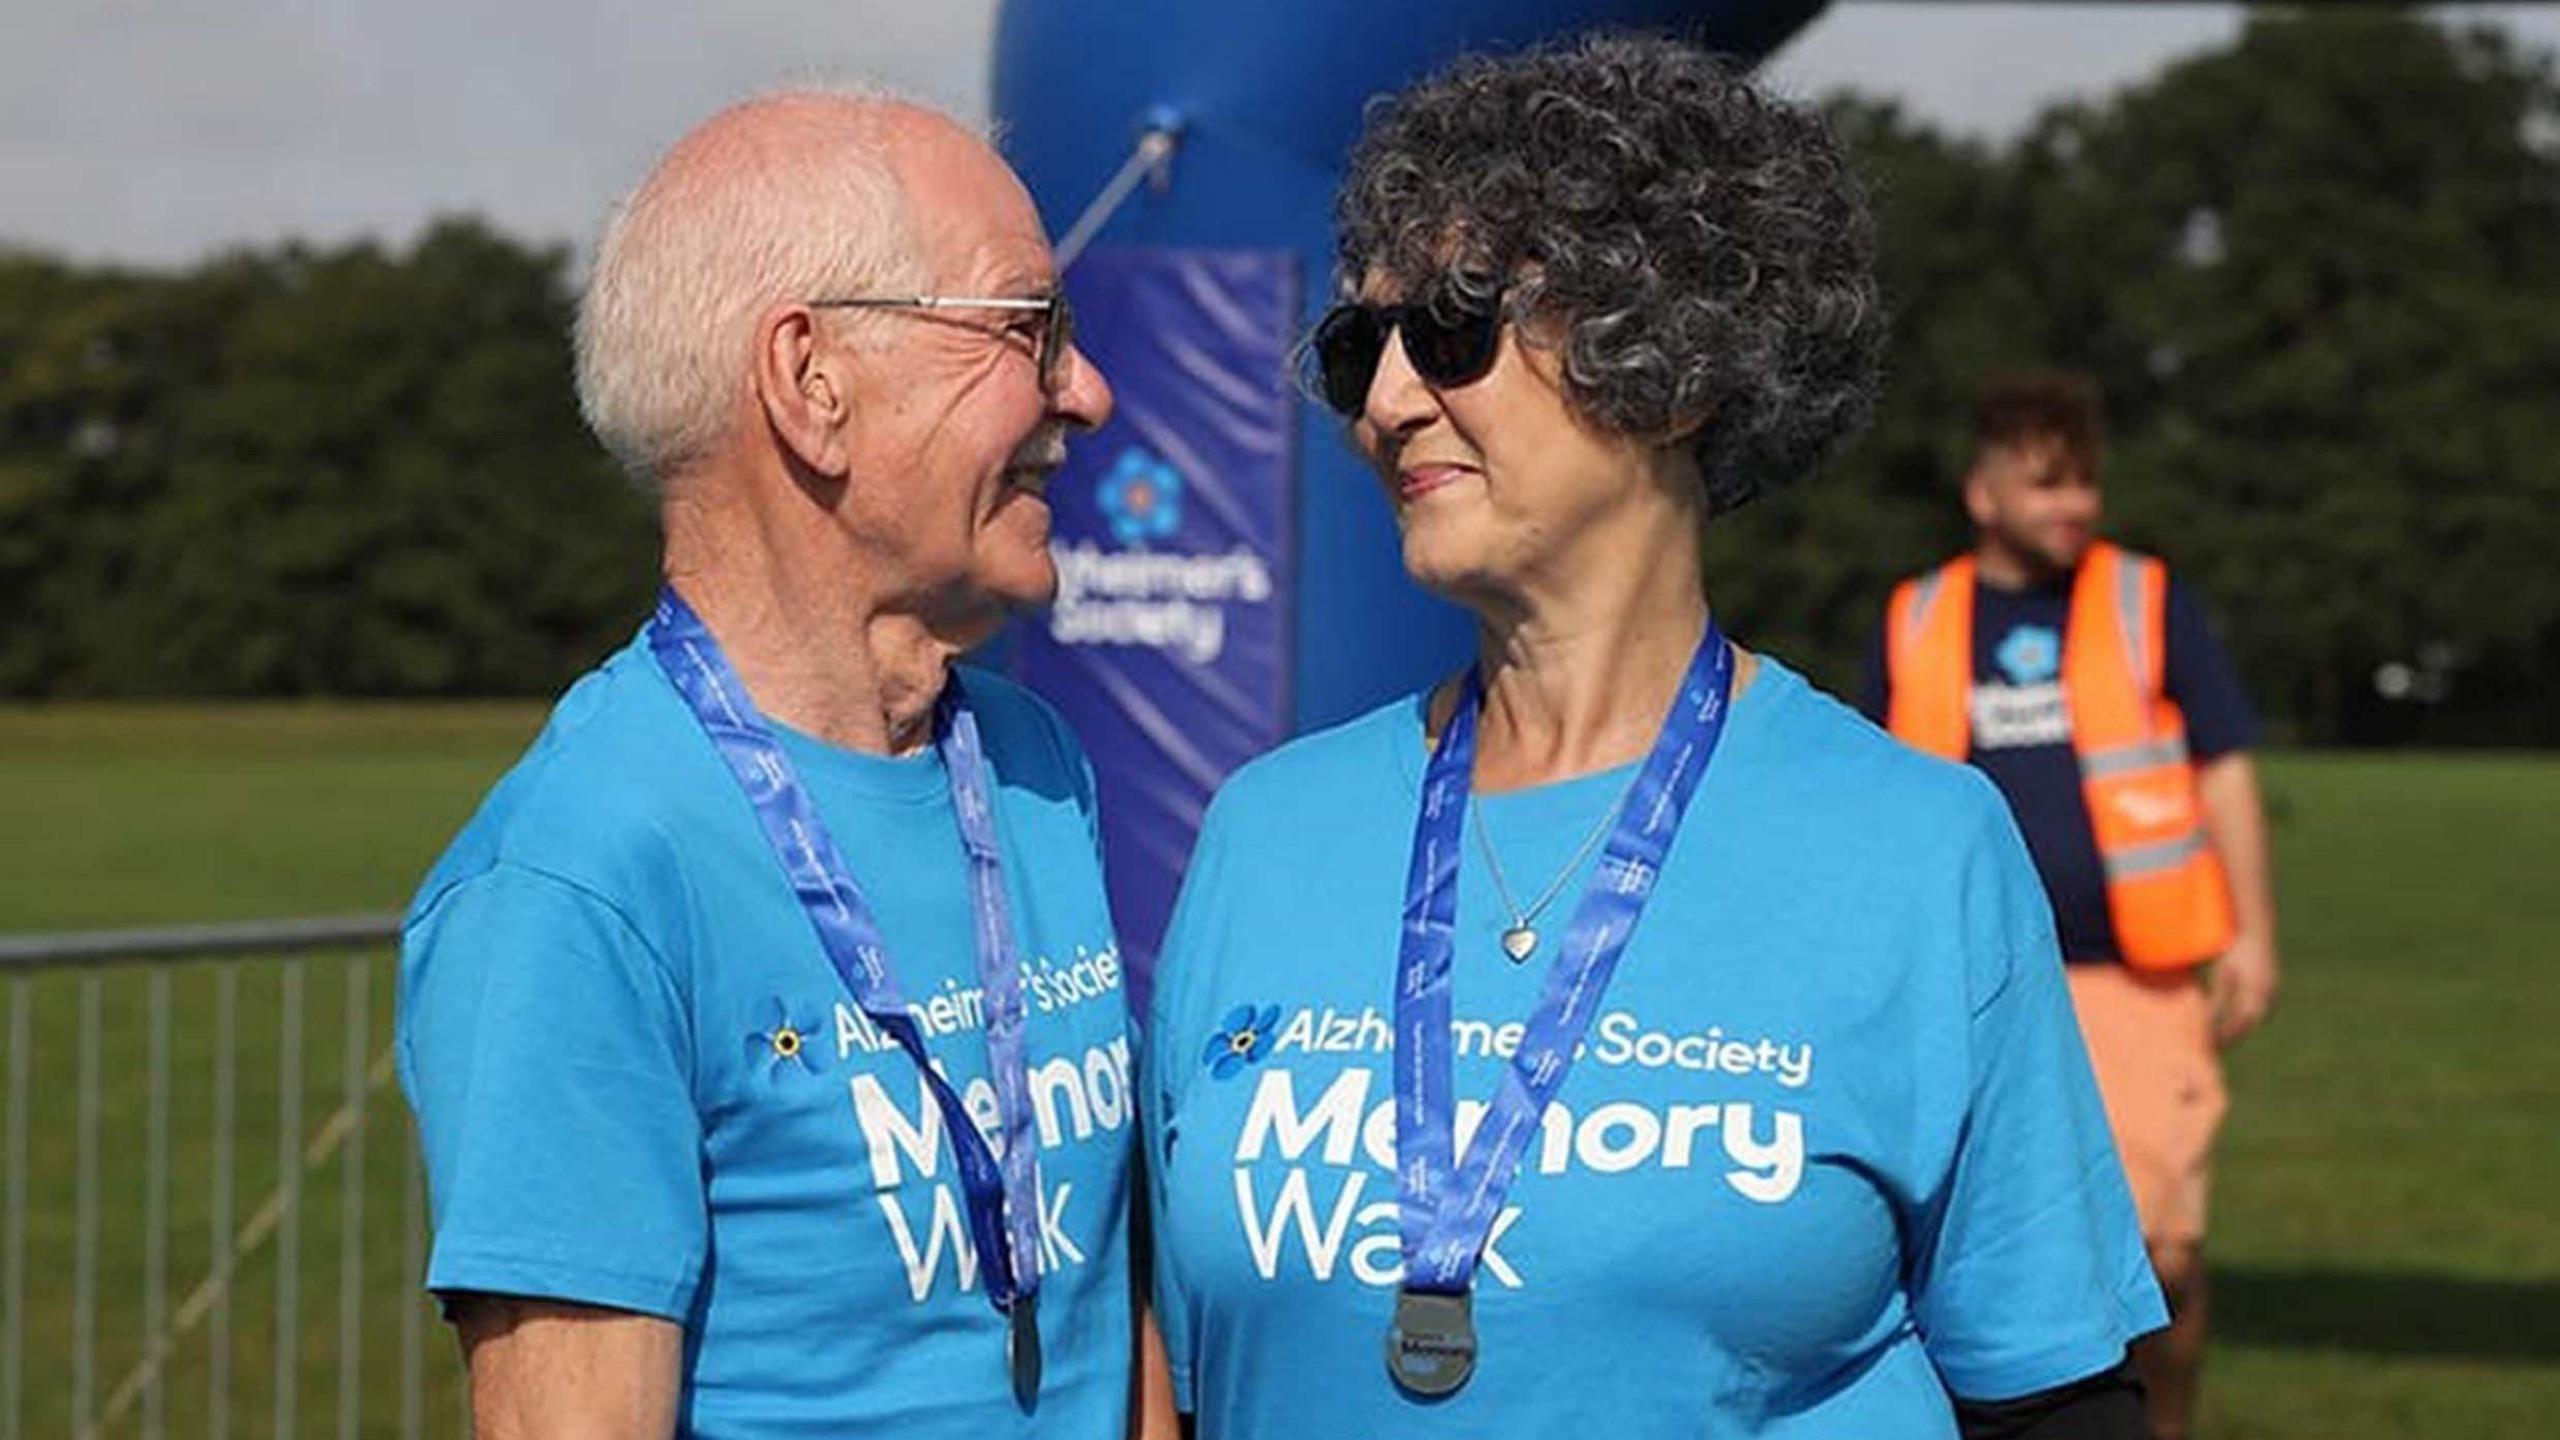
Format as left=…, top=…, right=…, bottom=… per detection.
left=647, top=587, right=1043, bottom=1315
left=1395, top=620, right=1735, bottom=1295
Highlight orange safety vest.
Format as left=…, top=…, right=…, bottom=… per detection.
left=1884, top=542, right=2234, bottom=971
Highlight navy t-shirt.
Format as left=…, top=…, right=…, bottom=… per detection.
left=1860, top=570, right=2258, bottom=963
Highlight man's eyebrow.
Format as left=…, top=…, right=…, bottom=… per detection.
left=984, top=267, right=1054, bottom=298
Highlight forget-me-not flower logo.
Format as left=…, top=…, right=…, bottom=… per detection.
left=1202, top=1003, right=1281, bottom=1080
left=746, top=996, right=829, bottom=1084
left=1098, top=447, right=1183, bottom=548
left=1996, top=624, right=2062, bottom=685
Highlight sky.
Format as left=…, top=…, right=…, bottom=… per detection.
left=5, top=3, right=2556, bottom=268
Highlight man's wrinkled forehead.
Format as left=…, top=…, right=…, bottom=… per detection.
left=883, top=117, right=1054, bottom=292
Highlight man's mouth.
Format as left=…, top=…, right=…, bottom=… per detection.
left=1006, top=461, right=1062, bottom=497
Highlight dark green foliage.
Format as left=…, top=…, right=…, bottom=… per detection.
left=0, top=220, right=657, bottom=696
left=3, top=14, right=2556, bottom=736
left=1724, top=12, right=2560, bottom=743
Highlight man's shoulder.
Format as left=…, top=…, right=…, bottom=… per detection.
left=1886, top=552, right=1975, bottom=604
left=408, top=637, right=719, bottom=926
left=1895, top=552, right=1967, bottom=587
left=955, top=663, right=1087, bottom=777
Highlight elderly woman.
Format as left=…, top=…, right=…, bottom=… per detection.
left=1136, top=36, right=2163, bottom=1439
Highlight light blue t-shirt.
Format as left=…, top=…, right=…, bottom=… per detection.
left=1144, top=659, right=2164, bottom=1438
left=398, top=635, right=1134, bottom=1439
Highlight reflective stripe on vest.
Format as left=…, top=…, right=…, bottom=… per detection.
left=1883, top=542, right=2235, bottom=969
left=2080, top=737, right=2191, bottom=779
left=2105, top=830, right=2211, bottom=880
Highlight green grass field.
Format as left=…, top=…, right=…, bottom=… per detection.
left=2, top=705, right=2556, bottom=1437
left=1, top=703, right=549, bottom=1440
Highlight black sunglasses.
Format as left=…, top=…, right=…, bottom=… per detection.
left=1308, top=283, right=1507, bottom=418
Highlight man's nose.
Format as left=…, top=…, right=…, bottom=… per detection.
left=1053, top=341, right=1113, bottom=431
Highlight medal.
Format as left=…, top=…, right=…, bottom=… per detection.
left=1385, top=1287, right=1477, bottom=1397
left=1007, top=1292, right=1043, bottom=1409
left=1387, top=618, right=1736, bottom=1398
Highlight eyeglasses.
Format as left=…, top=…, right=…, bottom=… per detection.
left=1308, top=282, right=1507, bottom=418
left=809, top=292, right=1075, bottom=394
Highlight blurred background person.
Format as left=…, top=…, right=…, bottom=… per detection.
left=1864, top=372, right=2280, bottom=1440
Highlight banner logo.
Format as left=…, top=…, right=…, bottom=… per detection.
left=1048, top=443, right=1276, bottom=665
left=1098, top=448, right=1183, bottom=547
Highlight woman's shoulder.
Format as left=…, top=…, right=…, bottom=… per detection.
left=1742, top=657, right=2013, bottom=845
left=1740, top=660, right=2055, bottom=996
left=1200, top=690, right=1423, bottom=835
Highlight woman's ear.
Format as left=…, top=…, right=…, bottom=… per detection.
left=1646, top=417, right=1714, bottom=509
left=1657, top=406, right=1714, bottom=448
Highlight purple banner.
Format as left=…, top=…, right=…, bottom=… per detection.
left=1015, top=248, right=1298, bottom=1007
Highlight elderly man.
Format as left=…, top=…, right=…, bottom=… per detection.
left=397, top=90, right=1134, bottom=1437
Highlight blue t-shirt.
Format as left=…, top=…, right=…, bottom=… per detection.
left=1861, top=571, right=2260, bottom=962
left=1143, top=659, right=2163, bottom=1438
left=397, top=634, right=1134, bottom=1439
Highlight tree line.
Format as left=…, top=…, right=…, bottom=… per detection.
left=0, top=222, right=657, bottom=696
left=4, top=12, right=2555, bottom=741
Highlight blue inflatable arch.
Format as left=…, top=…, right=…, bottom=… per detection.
left=991, top=0, right=1831, bottom=981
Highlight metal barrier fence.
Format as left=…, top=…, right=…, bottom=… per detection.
left=0, top=917, right=470, bottom=1439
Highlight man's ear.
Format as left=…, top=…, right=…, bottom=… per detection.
left=754, top=305, right=852, bottom=476
left=1962, top=463, right=1997, bottom=530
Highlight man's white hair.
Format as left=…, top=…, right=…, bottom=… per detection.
left=573, top=85, right=959, bottom=488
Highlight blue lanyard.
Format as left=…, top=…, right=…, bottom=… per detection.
left=647, top=587, right=1042, bottom=1314
left=1395, top=620, right=1735, bottom=1295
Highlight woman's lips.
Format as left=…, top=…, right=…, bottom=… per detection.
left=1398, top=464, right=1474, bottom=501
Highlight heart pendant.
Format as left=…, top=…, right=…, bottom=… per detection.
left=1499, top=926, right=1538, bottom=963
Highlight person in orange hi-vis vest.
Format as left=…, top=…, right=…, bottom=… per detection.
left=1859, top=373, right=2280, bottom=1440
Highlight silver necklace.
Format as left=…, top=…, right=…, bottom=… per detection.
left=1472, top=792, right=1626, bottom=963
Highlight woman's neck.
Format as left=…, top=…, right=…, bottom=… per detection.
left=1436, top=529, right=1751, bottom=793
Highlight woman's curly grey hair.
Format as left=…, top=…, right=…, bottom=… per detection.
left=1337, top=34, right=1883, bottom=511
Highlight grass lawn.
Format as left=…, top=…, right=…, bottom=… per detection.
left=0, top=702, right=547, bottom=932
left=2204, top=753, right=2560, bottom=1437
left=2, top=706, right=2555, bottom=1436
left=1, top=702, right=548, bottom=1439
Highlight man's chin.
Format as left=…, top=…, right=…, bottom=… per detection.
left=982, top=561, right=1061, bottom=616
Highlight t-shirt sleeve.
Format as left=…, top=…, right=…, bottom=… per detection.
left=397, top=862, right=706, bottom=1322
left=1142, top=802, right=1232, bottom=1414
left=1857, top=617, right=1892, bottom=725
left=2162, top=576, right=2259, bottom=760
left=1908, top=797, right=2168, bottom=1400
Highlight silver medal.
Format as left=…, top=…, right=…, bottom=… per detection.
left=1385, top=1287, right=1477, bottom=1397
left=1007, top=1292, right=1042, bottom=1408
